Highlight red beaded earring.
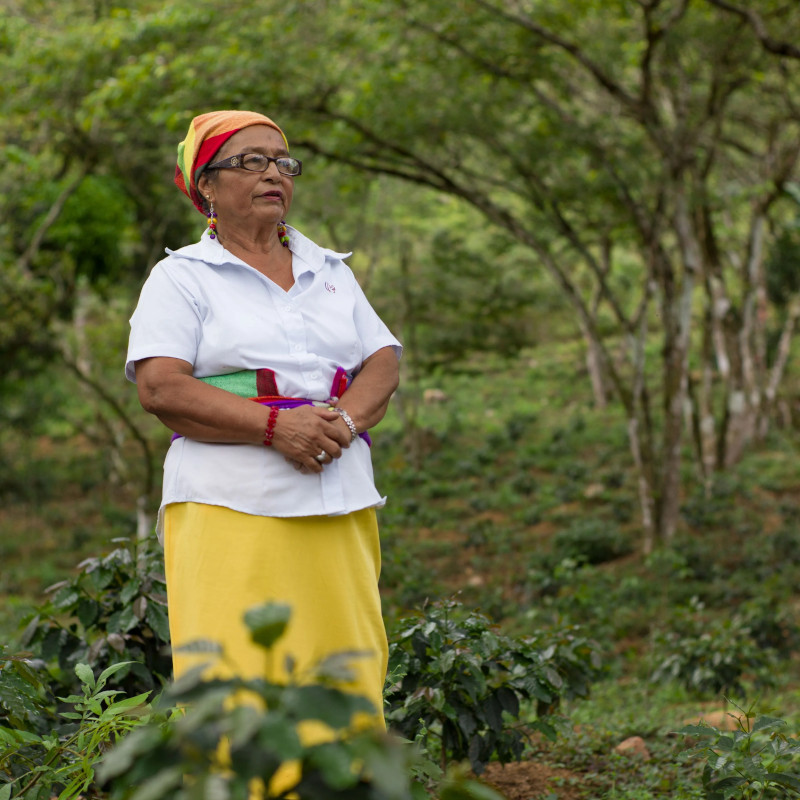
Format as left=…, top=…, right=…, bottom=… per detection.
left=206, top=200, right=218, bottom=240
left=277, top=220, right=289, bottom=248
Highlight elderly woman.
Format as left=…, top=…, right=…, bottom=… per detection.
left=125, top=110, right=401, bottom=727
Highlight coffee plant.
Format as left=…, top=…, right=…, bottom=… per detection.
left=677, top=703, right=800, bottom=799
left=651, top=600, right=779, bottom=697
left=385, top=599, right=603, bottom=774
left=0, top=659, right=152, bottom=800
left=19, top=537, right=171, bottom=700
left=98, top=602, right=503, bottom=800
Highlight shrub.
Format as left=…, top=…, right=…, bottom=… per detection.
left=19, top=537, right=171, bottom=700
left=650, top=601, right=779, bottom=697
left=738, top=596, right=800, bottom=660
left=551, top=518, right=633, bottom=565
left=385, top=599, right=603, bottom=775
left=0, top=659, right=152, bottom=800
left=677, top=703, right=800, bottom=799
left=97, top=603, right=503, bottom=800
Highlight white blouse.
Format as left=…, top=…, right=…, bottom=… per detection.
left=126, top=226, right=402, bottom=532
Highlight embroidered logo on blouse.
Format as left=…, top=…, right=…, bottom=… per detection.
left=325, top=282, right=336, bottom=293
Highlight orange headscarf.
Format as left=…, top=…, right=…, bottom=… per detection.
left=175, top=110, right=289, bottom=213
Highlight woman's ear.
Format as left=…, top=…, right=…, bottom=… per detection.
left=197, top=173, right=212, bottom=202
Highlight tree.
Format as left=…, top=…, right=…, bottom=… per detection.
left=4, top=0, right=800, bottom=550
left=266, top=0, right=800, bottom=550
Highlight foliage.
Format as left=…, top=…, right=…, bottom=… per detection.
left=0, top=660, right=151, bottom=800
left=551, top=518, right=634, bottom=566
left=677, top=704, right=800, bottom=799
left=765, top=226, right=800, bottom=309
left=385, top=599, right=603, bottom=775
left=19, top=537, right=171, bottom=700
left=97, top=602, right=503, bottom=800
left=0, top=649, right=53, bottom=735
left=650, top=601, right=780, bottom=698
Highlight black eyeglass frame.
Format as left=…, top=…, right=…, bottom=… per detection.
left=205, top=153, right=303, bottom=177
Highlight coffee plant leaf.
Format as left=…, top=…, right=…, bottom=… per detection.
left=243, top=602, right=291, bottom=649
left=282, top=683, right=375, bottom=728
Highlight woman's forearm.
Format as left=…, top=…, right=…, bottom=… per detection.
left=137, top=361, right=268, bottom=443
left=335, top=347, right=400, bottom=433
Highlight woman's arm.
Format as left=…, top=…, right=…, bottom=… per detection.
left=332, top=346, right=400, bottom=438
left=134, top=356, right=349, bottom=473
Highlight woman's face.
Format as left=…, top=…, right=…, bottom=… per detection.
left=198, top=124, right=294, bottom=234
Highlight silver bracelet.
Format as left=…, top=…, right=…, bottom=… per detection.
left=335, top=407, right=358, bottom=442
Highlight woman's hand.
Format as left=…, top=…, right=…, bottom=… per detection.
left=273, top=405, right=350, bottom=474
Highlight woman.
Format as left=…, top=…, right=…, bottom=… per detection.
left=125, top=110, right=401, bottom=729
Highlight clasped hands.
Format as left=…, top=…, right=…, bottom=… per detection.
left=272, top=404, right=352, bottom=474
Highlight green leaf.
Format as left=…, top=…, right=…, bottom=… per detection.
left=120, top=578, right=142, bottom=605
left=243, top=603, right=291, bottom=649
left=75, top=662, right=95, bottom=689
left=440, top=777, right=507, bottom=800
left=102, top=691, right=151, bottom=716
left=108, top=605, right=138, bottom=634
left=254, top=715, right=303, bottom=760
left=96, top=726, right=165, bottom=782
left=495, top=687, right=520, bottom=718
left=676, top=725, right=717, bottom=737
left=314, top=650, right=371, bottom=683
left=708, top=776, right=746, bottom=790
left=52, top=586, right=80, bottom=610
left=752, top=716, right=786, bottom=734
left=96, top=661, right=136, bottom=688
left=145, top=600, right=170, bottom=642
left=283, top=684, right=374, bottom=728
left=307, top=742, right=358, bottom=789
left=765, top=773, right=800, bottom=792
left=174, top=639, right=223, bottom=655
left=76, top=597, right=99, bottom=629
left=129, top=766, right=185, bottom=800
left=0, top=783, right=11, bottom=800
left=0, top=728, right=41, bottom=745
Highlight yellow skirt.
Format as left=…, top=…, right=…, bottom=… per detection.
left=162, top=502, right=388, bottom=727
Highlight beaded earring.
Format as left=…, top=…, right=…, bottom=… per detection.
left=206, top=200, right=218, bottom=240
left=277, top=220, right=290, bottom=248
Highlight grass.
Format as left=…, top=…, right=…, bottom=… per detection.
left=2, top=339, right=800, bottom=798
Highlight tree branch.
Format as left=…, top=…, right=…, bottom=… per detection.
left=473, top=0, right=643, bottom=115
left=17, top=166, right=87, bottom=278
left=704, top=0, right=800, bottom=59
left=61, top=356, right=155, bottom=501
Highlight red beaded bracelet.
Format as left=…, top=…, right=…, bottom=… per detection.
left=263, top=406, right=279, bottom=446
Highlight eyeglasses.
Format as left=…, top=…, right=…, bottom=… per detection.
left=206, top=153, right=303, bottom=176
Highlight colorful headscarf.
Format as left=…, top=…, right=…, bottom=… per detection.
left=174, top=110, right=289, bottom=213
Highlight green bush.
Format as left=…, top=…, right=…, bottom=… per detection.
left=650, top=601, right=779, bottom=697
left=3, top=603, right=505, bottom=800
left=385, top=599, right=603, bottom=775
left=738, top=596, right=800, bottom=660
left=552, top=518, right=634, bottom=565
left=677, top=703, right=800, bottom=799
left=98, top=603, right=503, bottom=800
left=19, top=537, right=171, bottom=700
left=0, top=659, right=152, bottom=800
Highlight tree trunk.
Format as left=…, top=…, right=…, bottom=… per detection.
left=578, top=317, right=607, bottom=409
left=763, top=296, right=800, bottom=433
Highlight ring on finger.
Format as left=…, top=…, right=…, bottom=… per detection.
left=315, top=451, right=327, bottom=463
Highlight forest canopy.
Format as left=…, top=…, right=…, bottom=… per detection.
left=2, top=0, right=800, bottom=548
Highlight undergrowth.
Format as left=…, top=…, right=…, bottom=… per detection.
left=2, top=346, right=800, bottom=798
